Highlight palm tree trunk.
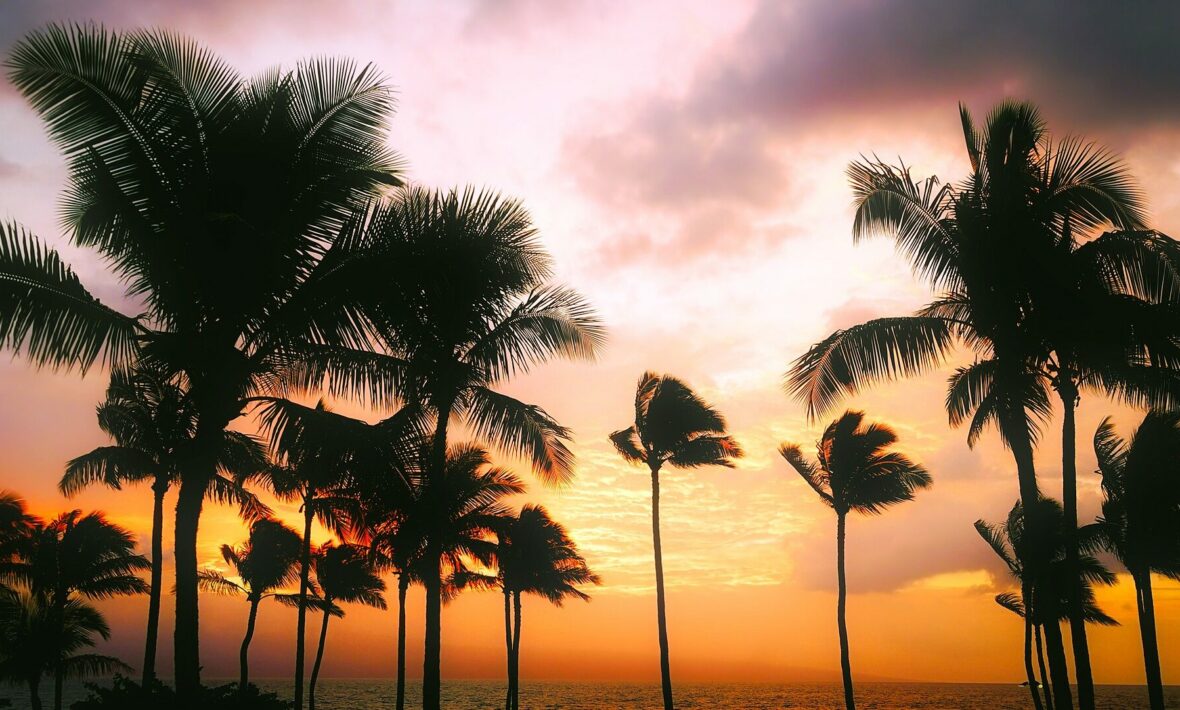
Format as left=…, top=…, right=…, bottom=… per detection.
left=1035, top=623, right=1053, bottom=710
left=309, top=604, right=331, bottom=710
left=1023, top=603, right=1044, bottom=710
left=240, top=597, right=260, bottom=691
left=52, top=588, right=64, bottom=710
left=1041, top=618, right=1073, bottom=710
left=397, top=575, right=408, bottom=710
left=511, top=591, right=522, bottom=710
left=649, top=464, right=674, bottom=710
left=1133, top=569, right=1166, bottom=710
left=422, top=398, right=452, bottom=710
left=1057, top=376, right=1094, bottom=710
left=28, top=676, right=42, bottom=710
left=294, top=489, right=316, bottom=710
left=504, top=590, right=513, bottom=710
left=143, top=478, right=167, bottom=684
left=836, top=512, right=856, bottom=710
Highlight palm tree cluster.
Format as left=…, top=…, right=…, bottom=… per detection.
left=787, top=102, right=1180, bottom=709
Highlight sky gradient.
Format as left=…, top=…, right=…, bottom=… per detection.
left=1, top=0, right=1179, bottom=685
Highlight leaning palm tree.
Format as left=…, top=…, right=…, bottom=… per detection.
left=2, top=26, right=404, bottom=696
left=0, top=511, right=148, bottom=710
left=610, top=372, right=742, bottom=710
left=780, top=410, right=930, bottom=710
left=308, top=542, right=387, bottom=710
left=785, top=102, right=1159, bottom=709
left=0, top=590, right=129, bottom=710
left=281, top=187, right=604, bottom=710
left=61, top=365, right=268, bottom=682
left=1089, top=412, right=1180, bottom=709
left=196, top=518, right=303, bottom=691
left=976, top=500, right=1119, bottom=710
left=455, top=504, right=598, bottom=710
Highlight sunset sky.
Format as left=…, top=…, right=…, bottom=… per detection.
left=1, top=0, right=1179, bottom=686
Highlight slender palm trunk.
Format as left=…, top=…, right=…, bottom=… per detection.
left=649, top=464, right=674, bottom=710
left=1024, top=607, right=1044, bottom=710
left=52, top=597, right=64, bottom=710
left=1133, top=569, right=1166, bottom=710
left=1057, top=376, right=1093, bottom=710
left=28, top=676, right=42, bottom=710
left=397, top=575, right=408, bottom=710
left=504, top=590, right=514, bottom=710
left=294, top=489, right=316, bottom=710
left=309, top=604, right=332, bottom=710
left=143, top=479, right=167, bottom=684
left=240, top=597, right=261, bottom=690
left=422, top=399, right=451, bottom=710
left=1035, top=623, right=1053, bottom=710
left=836, top=512, right=855, bottom=710
left=511, top=591, right=522, bottom=710
left=1042, top=618, right=1073, bottom=710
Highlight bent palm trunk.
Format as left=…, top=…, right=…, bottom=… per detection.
left=1057, top=379, right=1094, bottom=710
left=240, top=597, right=261, bottom=690
left=650, top=465, right=674, bottom=710
left=836, top=512, right=855, bottom=710
left=309, top=604, right=332, bottom=710
left=397, top=575, right=408, bottom=710
left=1134, top=569, right=1166, bottom=710
left=294, top=492, right=316, bottom=709
left=143, top=479, right=167, bottom=684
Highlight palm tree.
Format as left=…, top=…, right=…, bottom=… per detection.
left=780, top=410, right=930, bottom=710
left=308, top=542, right=387, bottom=710
left=0, top=511, right=148, bottom=710
left=456, top=504, right=598, bottom=710
left=976, top=500, right=1119, bottom=710
left=0, top=590, right=129, bottom=710
left=0, top=492, right=35, bottom=563
left=785, top=102, right=1156, bottom=709
left=3, top=26, right=404, bottom=695
left=196, top=518, right=303, bottom=691
left=1089, top=412, right=1180, bottom=709
left=61, top=365, right=268, bottom=682
left=610, top=372, right=742, bottom=710
left=281, top=187, right=604, bottom=710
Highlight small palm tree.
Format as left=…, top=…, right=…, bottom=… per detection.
left=61, top=365, right=268, bottom=682
left=1089, top=412, right=1180, bottom=710
left=0, top=511, right=148, bottom=710
left=610, top=372, right=741, bottom=710
left=780, top=410, right=930, bottom=710
left=197, top=518, right=303, bottom=691
left=0, top=590, right=129, bottom=710
left=308, top=543, right=386, bottom=710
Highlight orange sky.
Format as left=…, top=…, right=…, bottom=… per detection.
left=2, top=0, right=1180, bottom=686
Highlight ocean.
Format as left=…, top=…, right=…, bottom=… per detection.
left=10, top=679, right=1176, bottom=709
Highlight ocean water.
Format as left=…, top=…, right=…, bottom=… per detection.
left=8, top=679, right=1177, bottom=709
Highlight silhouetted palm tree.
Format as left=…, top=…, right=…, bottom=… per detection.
left=785, top=102, right=1151, bottom=709
left=0, top=590, right=129, bottom=710
left=281, top=187, right=604, bottom=710
left=1089, top=412, right=1180, bottom=709
left=976, top=500, right=1118, bottom=710
left=2, top=26, right=403, bottom=696
left=611, top=372, right=741, bottom=710
left=197, top=518, right=303, bottom=691
left=0, top=511, right=148, bottom=710
left=780, top=410, right=930, bottom=710
left=455, top=504, right=598, bottom=710
left=0, top=492, right=35, bottom=563
left=308, top=542, right=386, bottom=710
left=61, top=366, right=268, bottom=682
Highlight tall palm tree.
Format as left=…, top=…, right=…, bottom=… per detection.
left=785, top=102, right=1156, bottom=709
left=308, top=542, right=387, bottom=710
left=2, top=26, right=404, bottom=695
left=455, top=504, right=598, bottom=710
left=976, top=500, right=1119, bottom=710
left=0, top=511, right=148, bottom=710
left=610, top=372, right=742, bottom=710
left=196, top=518, right=304, bottom=691
left=281, top=187, right=604, bottom=710
left=0, top=590, right=129, bottom=710
left=780, top=410, right=930, bottom=710
left=1089, top=412, right=1180, bottom=709
left=61, top=365, right=268, bottom=682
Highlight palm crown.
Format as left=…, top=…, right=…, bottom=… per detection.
left=199, top=518, right=304, bottom=602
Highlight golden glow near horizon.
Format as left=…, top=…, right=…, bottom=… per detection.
left=2, top=0, right=1180, bottom=686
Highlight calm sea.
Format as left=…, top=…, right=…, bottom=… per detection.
left=9, top=679, right=1177, bottom=709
